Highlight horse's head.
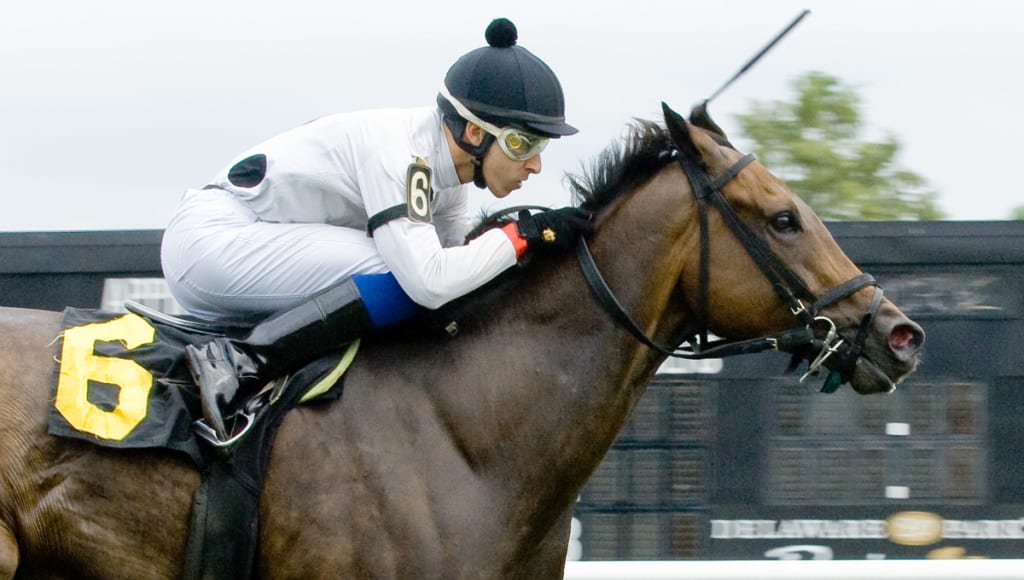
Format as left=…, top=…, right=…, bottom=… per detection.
left=661, top=102, right=923, bottom=394
left=571, top=103, right=923, bottom=395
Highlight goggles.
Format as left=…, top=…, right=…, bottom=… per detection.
left=439, top=85, right=549, bottom=161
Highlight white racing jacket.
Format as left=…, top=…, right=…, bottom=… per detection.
left=203, top=107, right=518, bottom=309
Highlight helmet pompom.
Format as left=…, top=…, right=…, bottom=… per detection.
left=485, top=18, right=518, bottom=48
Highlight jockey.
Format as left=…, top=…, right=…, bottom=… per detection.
left=160, top=18, right=591, bottom=440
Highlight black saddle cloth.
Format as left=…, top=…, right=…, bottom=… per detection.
left=48, top=304, right=344, bottom=464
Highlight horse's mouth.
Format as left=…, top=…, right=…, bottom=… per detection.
left=847, top=355, right=907, bottom=394
left=846, top=322, right=924, bottom=395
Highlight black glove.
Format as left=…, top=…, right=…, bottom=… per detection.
left=514, top=207, right=594, bottom=253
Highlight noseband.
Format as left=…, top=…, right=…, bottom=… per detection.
left=576, top=149, right=885, bottom=393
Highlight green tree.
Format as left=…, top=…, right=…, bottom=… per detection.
left=1012, top=206, right=1024, bottom=220
left=735, top=72, right=943, bottom=220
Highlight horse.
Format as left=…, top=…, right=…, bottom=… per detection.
left=0, top=103, right=923, bottom=579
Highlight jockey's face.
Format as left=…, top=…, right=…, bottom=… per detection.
left=480, top=138, right=542, bottom=198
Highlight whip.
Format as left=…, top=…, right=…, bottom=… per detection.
left=705, top=8, right=811, bottom=105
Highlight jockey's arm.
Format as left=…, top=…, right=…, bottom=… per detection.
left=371, top=219, right=517, bottom=310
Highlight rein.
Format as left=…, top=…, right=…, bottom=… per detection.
left=576, top=149, right=884, bottom=392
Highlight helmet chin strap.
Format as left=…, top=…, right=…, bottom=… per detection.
left=472, top=159, right=487, bottom=189
left=463, top=132, right=495, bottom=190
left=442, top=113, right=496, bottom=189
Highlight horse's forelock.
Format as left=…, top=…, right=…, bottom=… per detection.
left=567, top=120, right=675, bottom=212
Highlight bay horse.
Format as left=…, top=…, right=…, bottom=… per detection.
left=0, top=103, right=923, bottom=579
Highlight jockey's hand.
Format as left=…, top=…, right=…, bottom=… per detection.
left=502, top=207, right=594, bottom=256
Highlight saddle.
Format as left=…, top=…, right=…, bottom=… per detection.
left=122, top=301, right=356, bottom=447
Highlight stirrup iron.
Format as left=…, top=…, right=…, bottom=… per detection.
left=193, top=410, right=257, bottom=448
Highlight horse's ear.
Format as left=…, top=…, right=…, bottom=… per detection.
left=689, top=100, right=735, bottom=148
left=662, top=101, right=700, bottom=160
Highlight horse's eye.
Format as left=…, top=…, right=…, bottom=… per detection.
left=770, top=211, right=799, bottom=233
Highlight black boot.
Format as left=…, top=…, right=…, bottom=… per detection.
left=186, top=278, right=371, bottom=441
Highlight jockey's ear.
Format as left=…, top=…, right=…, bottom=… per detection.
left=462, top=123, right=486, bottom=147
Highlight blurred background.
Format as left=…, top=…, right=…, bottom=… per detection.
left=2, top=0, right=1022, bottom=232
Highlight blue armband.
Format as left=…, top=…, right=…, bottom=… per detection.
left=352, top=273, right=422, bottom=329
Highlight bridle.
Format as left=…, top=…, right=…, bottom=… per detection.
left=575, top=148, right=885, bottom=393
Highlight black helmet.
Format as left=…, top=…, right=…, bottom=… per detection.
left=438, top=18, right=577, bottom=138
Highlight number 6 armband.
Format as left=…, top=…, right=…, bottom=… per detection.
left=365, top=157, right=435, bottom=237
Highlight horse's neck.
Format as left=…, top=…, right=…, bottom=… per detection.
left=436, top=218, right=692, bottom=512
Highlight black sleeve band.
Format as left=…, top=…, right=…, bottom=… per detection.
left=366, top=204, right=408, bottom=237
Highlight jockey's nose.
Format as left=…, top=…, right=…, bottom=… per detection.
left=525, top=154, right=542, bottom=174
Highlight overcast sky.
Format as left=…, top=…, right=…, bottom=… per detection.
left=2, top=0, right=1021, bottom=232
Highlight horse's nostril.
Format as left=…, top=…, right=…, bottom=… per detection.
left=889, top=323, right=924, bottom=352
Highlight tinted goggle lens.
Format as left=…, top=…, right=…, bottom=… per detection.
left=498, top=129, right=548, bottom=161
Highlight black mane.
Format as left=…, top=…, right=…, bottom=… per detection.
left=434, top=120, right=679, bottom=330
left=568, top=120, right=676, bottom=211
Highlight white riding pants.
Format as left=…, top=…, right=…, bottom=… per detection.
left=161, top=188, right=388, bottom=321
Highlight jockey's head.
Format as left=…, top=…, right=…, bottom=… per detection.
left=438, top=18, right=576, bottom=195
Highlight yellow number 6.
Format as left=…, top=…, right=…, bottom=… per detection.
left=55, top=313, right=156, bottom=441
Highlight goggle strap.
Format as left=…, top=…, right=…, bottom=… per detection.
left=439, top=85, right=505, bottom=138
